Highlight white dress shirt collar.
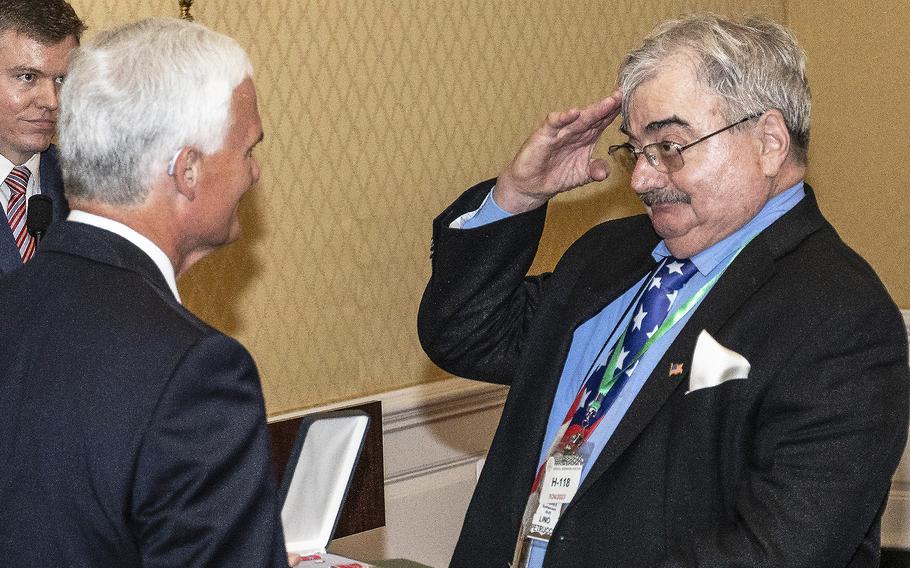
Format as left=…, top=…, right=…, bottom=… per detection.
left=0, top=153, right=42, bottom=211
left=67, top=210, right=181, bottom=303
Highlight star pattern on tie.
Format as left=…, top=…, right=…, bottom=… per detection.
left=558, top=257, right=698, bottom=442
left=666, top=259, right=685, bottom=275
left=617, top=257, right=697, bottom=379
left=615, top=348, right=629, bottom=369
left=569, top=376, right=604, bottom=425
left=579, top=388, right=591, bottom=407
left=632, top=304, right=647, bottom=331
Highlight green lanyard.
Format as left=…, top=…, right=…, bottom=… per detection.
left=582, top=241, right=751, bottom=426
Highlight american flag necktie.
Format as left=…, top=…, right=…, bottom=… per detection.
left=4, top=165, right=36, bottom=262
left=556, top=257, right=698, bottom=452
left=514, top=257, right=698, bottom=567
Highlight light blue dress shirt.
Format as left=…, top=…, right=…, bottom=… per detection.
left=460, top=181, right=805, bottom=567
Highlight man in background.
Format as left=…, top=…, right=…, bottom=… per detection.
left=419, top=13, right=908, bottom=567
left=0, top=17, right=297, bottom=566
left=0, top=0, right=83, bottom=271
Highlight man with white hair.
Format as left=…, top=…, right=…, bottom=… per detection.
left=0, top=18, right=292, bottom=566
left=419, top=13, right=908, bottom=568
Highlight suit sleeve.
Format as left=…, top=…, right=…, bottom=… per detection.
left=417, top=179, right=551, bottom=385
left=661, top=298, right=909, bottom=568
left=131, top=333, right=288, bottom=568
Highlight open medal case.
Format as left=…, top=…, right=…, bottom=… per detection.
left=279, top=410, right=375, bottom=568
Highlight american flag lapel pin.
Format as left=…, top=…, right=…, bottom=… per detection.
left=669, top=362, right=684, bottom=377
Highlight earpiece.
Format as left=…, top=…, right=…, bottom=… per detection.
left=167, top=148, right=183, bottom=176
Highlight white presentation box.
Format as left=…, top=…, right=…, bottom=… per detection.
left=279, top=410, right=376, bottom=568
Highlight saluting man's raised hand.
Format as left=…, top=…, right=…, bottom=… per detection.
left=493, top=89, right=623, bottom=214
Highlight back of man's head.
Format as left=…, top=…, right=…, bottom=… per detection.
left=58, top=17, right=253, bottom=206
left=617, top=13, right=811, bottom=165
left=0, top=0, right=85, bottom=44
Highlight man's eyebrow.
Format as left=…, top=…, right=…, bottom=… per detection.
left=618, top=115, right=692, bottom=140
left=8, top=66, right=43, bottom=75
left=644, top=115, right=691, bottom=133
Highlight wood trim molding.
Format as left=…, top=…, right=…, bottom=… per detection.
left=380, top=380, right=508, bottom=434
left=271, top=378, right=507, bottom=492
left=270, top=378, right=508, bottom=436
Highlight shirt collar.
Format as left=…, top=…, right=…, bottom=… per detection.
left=0, top=152, right=40, bottom=174
left=0, top=153, right=41, bottom=197
left=652, top=180, right=806, bottom=276
left=67, top=210, right=181, bottom=303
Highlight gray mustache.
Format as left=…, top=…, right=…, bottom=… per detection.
left=638, top=189, right=691, bottom=206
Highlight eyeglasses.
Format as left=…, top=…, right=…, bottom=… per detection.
left=607, top=113, right=763, bottom=174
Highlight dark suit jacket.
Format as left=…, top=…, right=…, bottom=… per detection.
left=418, top=179, right=909, bottom=568
left=0, top=145, right=69, bottom=273
left=0, top=221, right=288, bottom=567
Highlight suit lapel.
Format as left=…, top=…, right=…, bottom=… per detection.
left=39, top=146, right=70, bottom=223
left=570, top=185, right=828, bottom=501
left=566, top=252, right=655, bottom=334
left=0, top=147, right=70, bottom=274
left=529, top=215, right=660, bottom=418
left=0, top=215, right=21, bottom=274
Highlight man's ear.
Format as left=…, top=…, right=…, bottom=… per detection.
left=172, top=147, right=202, bottom=201
left=756, top=109, right=791, bottom=177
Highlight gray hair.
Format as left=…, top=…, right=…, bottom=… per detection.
left=618, top=13, right=811, bottom=165
left=58, top=17, right=253, bottom=205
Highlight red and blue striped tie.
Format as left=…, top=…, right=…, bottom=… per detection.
left=4, top=165, right=36, bottom=262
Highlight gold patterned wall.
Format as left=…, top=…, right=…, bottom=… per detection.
left=68, top=1, right=789, bottom=415
left=790, top=1, right=910, bottom=310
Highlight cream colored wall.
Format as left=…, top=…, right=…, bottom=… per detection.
left=68, top=1, right=788, bottom=414
left=788, top=2, right=910, bottom=309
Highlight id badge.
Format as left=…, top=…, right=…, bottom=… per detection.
left=528, top=501, right=560, bottom=542
left=527, top=454, right=584, bottom=542
left=539, top=454, right=583, bottom=504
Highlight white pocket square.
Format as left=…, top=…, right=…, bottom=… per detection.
left=686, top=330, right=750, bottom=394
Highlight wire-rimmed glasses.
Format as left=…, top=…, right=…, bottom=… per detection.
left=607, top=113, right=763, bottom=174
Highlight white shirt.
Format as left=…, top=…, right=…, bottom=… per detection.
left=67, top=210, right=181, bottom=303
left=0, top=153, right=42, bottom=214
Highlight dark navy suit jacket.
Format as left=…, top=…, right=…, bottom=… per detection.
left=0, top=221, right=288, bottom=567
left=420, top=179, right=909, bottom=568
left=0, top=145, right=69, bottom=273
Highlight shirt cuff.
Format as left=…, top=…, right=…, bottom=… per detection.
left=448, top=186, right=514, bottom=229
